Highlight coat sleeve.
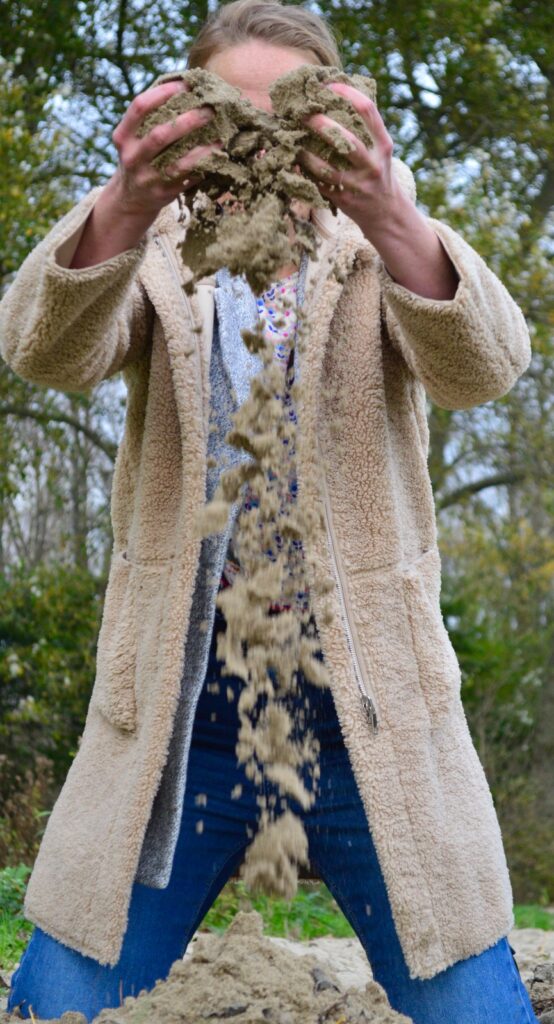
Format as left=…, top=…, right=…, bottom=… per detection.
left=378, top=164, right=532, bottom=410
left=0, top=187, right=153, bottom=393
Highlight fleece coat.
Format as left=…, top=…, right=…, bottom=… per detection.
left=0, top=157, right=532, bottom=980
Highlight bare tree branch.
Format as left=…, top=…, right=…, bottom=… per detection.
left=0, top=404, right=117, bottom=461
left=437, top=471, right=528, bottom=510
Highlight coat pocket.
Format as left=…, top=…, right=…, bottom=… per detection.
left=402, top=548, right=462, bottom=722
left=92, top=550, right=137, bottom=732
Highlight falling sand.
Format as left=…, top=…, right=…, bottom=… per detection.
left=143, top=67, right=377, bottom=901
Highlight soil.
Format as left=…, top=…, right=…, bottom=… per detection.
left=2, top=921, right=552, bottom=1023
left=0, top=911, right=413, bottom=1023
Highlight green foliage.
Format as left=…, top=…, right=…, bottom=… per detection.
left=201, top=880, right=356, bottom=940
left=0, top=58, right=76, bottom=291
left=0, top=913, right=33, bottom=977
left=0, top=865, right=33, bottom=979
left=514, top=904, right=554, bottom=931
left=0, top=864, right=31, bottom=917
left=0, top=563, right=102, bottom=865
left=440, top=518, right=554, bottom=903
left=0, top=560, right=101, bottom=780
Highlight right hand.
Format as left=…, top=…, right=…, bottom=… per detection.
left=109, top=79, right=221, bottom=220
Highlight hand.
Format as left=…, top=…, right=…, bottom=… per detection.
left=298, top=82, right=403, bottom=236
left=70, top=81, right=224, bottom=268
left=298, top=82, right=459, bottom=299
left=109, top=80, right=222, bottom=220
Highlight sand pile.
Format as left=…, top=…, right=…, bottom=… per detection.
left=0, top=911, right=408, bottom=1024
left=92, top=912, right=413, bottom=1023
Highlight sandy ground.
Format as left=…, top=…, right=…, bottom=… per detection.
left=261, top=923, right=554, bottom=991
left=1, top=913, right=553, bottom=1023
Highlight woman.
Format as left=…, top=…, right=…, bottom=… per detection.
left=0, top=1, right=537, bottom=1021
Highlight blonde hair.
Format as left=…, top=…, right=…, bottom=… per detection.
left=187, top=0, right=342, bottom=70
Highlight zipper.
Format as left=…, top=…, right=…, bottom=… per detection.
left=293, top=287, right=379, bottom=735
left=319, top=456, right=380, bottom=735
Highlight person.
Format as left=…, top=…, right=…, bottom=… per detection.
left=0, top=1, right=538, bottom=1021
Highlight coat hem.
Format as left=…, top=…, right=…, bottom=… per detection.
left=407, top=907, right=516, bottom=981
left=23, top=898, right=119, bottom=967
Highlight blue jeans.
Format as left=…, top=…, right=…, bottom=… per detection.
left=9, top=610, right=538, bottom=1023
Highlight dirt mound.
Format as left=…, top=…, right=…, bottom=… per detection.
left=1, top=912, right=412, bottom=1023
left=3, top=921, right=553, bottom=1022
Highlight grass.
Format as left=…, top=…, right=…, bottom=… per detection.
left=199, top=883, right=554, bottom=939
left=200, top=879, right=357, bottom=939
left=0, top=911, right=33, bottom=971
left=513, top=904, right=554, bottom=930
left=0, top=865, right=552, bottom=1000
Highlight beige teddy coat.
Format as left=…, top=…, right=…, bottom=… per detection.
left=0, top=157, right=532, bottom=980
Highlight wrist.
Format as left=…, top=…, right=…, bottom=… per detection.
left=99, top=173, right=159, bottom=236
left=356, top=181, right=420, bottom=248
left=356, top=185, right=459, bottom=300
left=69, top=175, right=158, bottom=269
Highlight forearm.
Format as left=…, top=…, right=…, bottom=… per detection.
left=70, top=174, right=157, bottom=269
left=0, top=189, right=150, bottom=391
left=376, top=215, right=531, bottom=409
left=360, top=186, right=460, bottom=301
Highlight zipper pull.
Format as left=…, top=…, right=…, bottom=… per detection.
left=361, top=694, right=379, bottom=734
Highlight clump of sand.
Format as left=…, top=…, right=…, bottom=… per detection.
left=199, top=311, right=332, bottom=899
left=140, top=64, right=376, bottom=294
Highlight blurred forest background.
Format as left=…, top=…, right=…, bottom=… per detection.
left=0, top=0, right=552, bottom=906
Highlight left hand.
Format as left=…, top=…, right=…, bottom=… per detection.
left=299, top=82, right=403, bottom=236
left=298, top=82, right=460, bottom=300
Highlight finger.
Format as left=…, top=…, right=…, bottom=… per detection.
left=137, top=106, right=214, bottom=163
left=298, top=147, right=344, bottom=186
left=161, top=141, right=224, bottom=182
left=115, top=80, right=189, bottom=143
left=305, top=112, right=369, bottom=169
left=325, top=82, right=393, bottom=155
left=298, top=149, right=366, bottom=198
left=159, top=174, right=203, bottom=201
